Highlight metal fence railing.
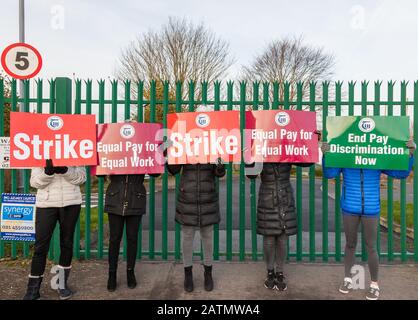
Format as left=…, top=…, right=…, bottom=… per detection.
left=0, top=78, right=417, bottom=263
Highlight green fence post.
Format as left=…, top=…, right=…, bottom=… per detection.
left=374, top=81, right=382, bottom=257
left=10, top=79, right=18, bottom=259
left=387, top=81, right=394, bottom=261
left=322, top=82, right=329, bottom=262
left=400, top=81, right=408, bottom=262
left=296, top=82, right=303, bottom=261
left=137, top=81, right=144, bottom=260
left=122, top=80, right=131, bottom=261
left=22, top=80, right=31, bottom=258
left=174, top=81, right=182, bottom=261
left=47, top=79, right=56, bottom=261
left=148, top=80, right=157, bottom=260
left=84, top=79, right=92, bottom=260
left=414, top=81, right=418, bottom=262
left=213, top=81, right=221, bottom=261
left=250, top=81, right=260, bottom=261
left=73, top=79, right=81, bottom=260
left=360, top=81, right=369, bottom=262
left=161, top=81, right=169, bottom=260
left=309, top=81, right=316, bottom=261
left=334, top=81, right=342, bottom=262
left=283, top=82, right=291, bottom=260
left=239, top=81, right=247, bottom=261
left=226, top=81, right=234, bottom=261
left=54, top=77, right=73, bottom=263
left=97, top=80, right=105, bottom=259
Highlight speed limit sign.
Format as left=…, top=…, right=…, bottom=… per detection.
left=1, top=43, right=42, bottom=79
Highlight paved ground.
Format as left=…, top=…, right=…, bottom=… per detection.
left=1, top=260, right=417, bottom=300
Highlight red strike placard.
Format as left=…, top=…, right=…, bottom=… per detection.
left=92, top=122, right=164, bottom=175
left=167, top=111, right=241, bottom=164
left=245, top=110, right=319, bottom=163
left=10, top=112, right=97, bottom=167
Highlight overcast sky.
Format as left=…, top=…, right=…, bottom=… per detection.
left=1, top=0, right=418, bottom=83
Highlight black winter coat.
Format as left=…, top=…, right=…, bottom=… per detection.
left=249, top=163, right=313, bottom=236
left=168, top=164, right=226, bottom=227
left=104, top=174, right=148, bottom=216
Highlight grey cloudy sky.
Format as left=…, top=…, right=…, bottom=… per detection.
left=1, top=0, right=418, bottom=83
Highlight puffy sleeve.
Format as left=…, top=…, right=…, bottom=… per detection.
left=382, top=156, right=414, bottom=179
left=62, top=167, right=87, bottom=186
left=30, top=167, right=54, bottom=189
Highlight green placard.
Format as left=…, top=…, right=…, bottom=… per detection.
left=325, top=116, right=410, bottom=170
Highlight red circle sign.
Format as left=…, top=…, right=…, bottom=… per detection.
left=1, top=43, right=42, bottom=79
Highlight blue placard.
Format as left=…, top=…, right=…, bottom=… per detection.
left=1, top=193, right=36, bottom=241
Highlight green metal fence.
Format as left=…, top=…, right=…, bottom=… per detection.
left=0, top=77, right=417, bottom=263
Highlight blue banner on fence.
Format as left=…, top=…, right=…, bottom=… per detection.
left=1, top=193, right=36, bottom=241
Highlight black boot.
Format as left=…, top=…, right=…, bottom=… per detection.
left=22, top=276, right=42, bottom=300
left=127, top=269, right=137, bottom=289
left=57, top=266, right=73, bottom=300
left=184, top=266, right=194, bottom=292
left=107, top=270, right=117, bottom=292
left=204, top=265, right=214, bottom=291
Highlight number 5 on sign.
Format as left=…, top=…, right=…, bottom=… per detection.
left=1, top=43, right=42, bottom=79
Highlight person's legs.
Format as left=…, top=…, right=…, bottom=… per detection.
left=200, top=225, right=214, bottom=267
left=24, top=207, right=59, bottom=300
left=125, top=215, right=141, bottom=289
left=263, top=235, right=276, bottom=271
left=58, top=205, right=81, bottom=268
left=343, top=214, right=361, bottom=278
left=55, top=205, right=81, bottom=299
left=182, top=225, right=196, bottom=292
left=107, top=214, right=125, bottom=272
left=263, top=235, right=276, bottom=289
left=274, top=233, right=288, bottom=291
left=125, top=215, right=141, bottom=270
left=362, top=216, right=379, bottom=285
left=30, top=208, right=60, bottom=276
left=274, top=233, right=287, bottom=273
left=107, top=214, right=125, bottom=292
left=200, top=225, right=214, bottom=291
left=182, top=226, right=197, bottom=267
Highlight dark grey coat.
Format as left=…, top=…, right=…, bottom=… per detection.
left=249, top=163, right=313, bottom=236
left=168, top=164, right=226, bottom=227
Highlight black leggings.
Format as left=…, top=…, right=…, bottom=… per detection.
left=108, top=214, right=142, bottom=272
left=30, top=205, right=81, bottom=276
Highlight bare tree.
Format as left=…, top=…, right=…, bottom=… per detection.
left=116, top=17, right=234, bottom=103
left=241, top=36, right=335, bottom=103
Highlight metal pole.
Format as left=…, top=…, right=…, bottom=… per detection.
left=18, top=0, right=25, bottom=193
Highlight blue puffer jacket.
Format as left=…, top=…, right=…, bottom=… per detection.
left=322, top=156, right=414, bottom=216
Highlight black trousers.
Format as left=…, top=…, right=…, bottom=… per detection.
left=108, top=214, right=142, bottom=272
left=30, top=205, right=81, bottom=276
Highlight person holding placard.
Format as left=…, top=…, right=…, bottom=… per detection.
left=166, top=105, right=226, bottom=293
left=23, top=160, right=86, bottom=300
left=246, top=159, right=314, bottom=292
left=167, top=158, right=225, bottom=292
left=103, top=171, right=160, bottom=292
left=321, top=138, right=415, bottom=300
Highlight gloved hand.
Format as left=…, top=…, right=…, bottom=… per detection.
left=44, top=159, right=54, bottom=176
left=216, top=157, right=224, bottom=169
left=315, top=130, right=322, bottom=141
left=321, top=142, right=330, bottom=154
left=406, top=139, right=416, bottom=156
left=54, top=166, right=68, bottom=174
